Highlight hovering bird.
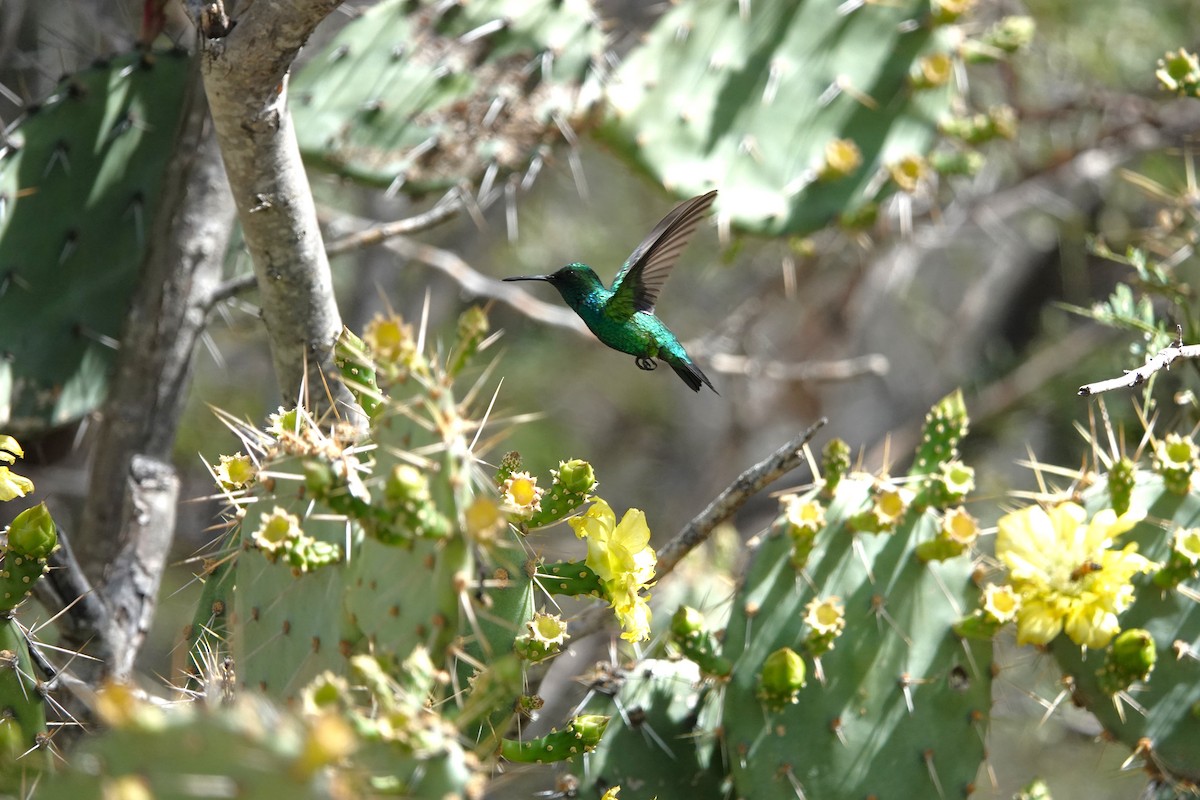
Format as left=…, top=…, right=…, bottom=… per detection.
left=504, top=190, right=718, bottom=393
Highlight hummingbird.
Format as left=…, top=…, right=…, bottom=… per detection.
left=504, top=190, right=718, bottom=393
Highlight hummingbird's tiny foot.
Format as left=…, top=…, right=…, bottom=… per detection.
left=636, top=357, right=657, bottom=371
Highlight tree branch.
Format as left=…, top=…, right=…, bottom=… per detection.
left=1077, top=339, right=1200, bottom=396
left=654, top=419, right=826, bottom=578
left=191, top=0, right=353, bottom=418
left=63, top=60, right=234, bottom=685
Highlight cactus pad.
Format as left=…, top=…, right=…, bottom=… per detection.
left=0, top=49, right=192, bottom=433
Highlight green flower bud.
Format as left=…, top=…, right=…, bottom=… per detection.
left=1097, top=628, right=1156, bottom=695
left=7, top=502, right=57, bottom=558
left=758, top=647, right=806, bottom=711
left=555, top=459, right=596, bottom=495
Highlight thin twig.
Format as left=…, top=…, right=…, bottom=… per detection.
left=706, top=353, right=888, bottom=382
left=382, top=235, right=589, bottom=334
left=202, top=273, right=257, bottom=312
left=325, top=198, right=464, bottom=257
left=1078, top=335, right=1200, bottom=396
left=655, top=418, right=826, bottom=578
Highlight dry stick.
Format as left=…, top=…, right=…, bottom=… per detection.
left=655, top=418, right=827, bottom=578
left=1077, top=339, right=1200, bottom=396
left=325, top=198, right=464, bottom=257
left=569, top=419, right=827, bottom=642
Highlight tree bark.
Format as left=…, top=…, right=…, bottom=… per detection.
left=52, top=60, right=235, bottom=684
left=192, top=0, right=356, bottom=420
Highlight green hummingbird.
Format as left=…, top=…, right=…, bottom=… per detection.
left=504, top=190, right=718, bottom=393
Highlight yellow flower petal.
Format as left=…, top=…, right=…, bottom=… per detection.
left=997, top=502, right=1155, bottom=649
left=0, top=466, right=34, bottom=502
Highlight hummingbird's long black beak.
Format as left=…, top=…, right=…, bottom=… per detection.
left=502, top=274, right=552, bottom=283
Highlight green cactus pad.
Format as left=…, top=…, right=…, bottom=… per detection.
left=599, top=0, right=973, bottom=236
left=291, top=0, right=604, bottom=191
left=228, top=463, right=359, bottom=700
left=499, top=714, right=608, bottom=763
left=572, top=659, right=725, bottom=800
left=345, top=535, right=469, bottom=668
left=526, top=458, right=596, bottom=528
left=0, top=49, right=192, bottom=434
left=1049, top=473, right=1200, bottom=788
left=721, top=476, right=992, bottom=800
left=335, top=327, right=383, bottom=418
left=0, top=620, right=47, bottom=776
left=0, top=503, right=57, bottom=612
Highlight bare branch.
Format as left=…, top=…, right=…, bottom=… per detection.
left=706, top=353, right=888, bottom=382
left=1077, top=340, right=1200, bottom=396
left=382, top=235, right=588, bottom=334
left=655, top=419, right=826, bottom=578
left=325, top=197, right=465, bottom=257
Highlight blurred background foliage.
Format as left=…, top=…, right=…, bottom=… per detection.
left=3, top=0, right=1200, bottom=796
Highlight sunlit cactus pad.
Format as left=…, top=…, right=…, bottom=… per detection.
left=599, top=0, right=964, bottom=235
left=291, top=0, right=605, bottom=190
left=0, top=49, right=191, bottom=433
left=720, top=475, right=992, bottom=799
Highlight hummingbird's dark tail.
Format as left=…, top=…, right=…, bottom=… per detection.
left=665, top=355, right=718, bottom=394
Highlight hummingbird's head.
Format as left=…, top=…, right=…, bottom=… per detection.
left=502, top=263, right=600, bottom=303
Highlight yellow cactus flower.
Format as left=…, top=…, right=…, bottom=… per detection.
left=887, top=154, right=929, bottom=193
left=873, top=480, right=913, bottom=528
left=527, top=612, right=570, bottom=648
left=465, top=496, right=505, bottom=542
left=364, top=313, right=428, bottom=380
left=214, top=453, right=256, bottom=490
left=942, top=506, right=979, bottom=545
left=782, top=495, right=825, bottom=535
left=981, top=583, right=1020, bottom=623
left=252, top=507, right=304, bottom=555
left=501, top=471, right=543, bottom=518
left=0, top=435, right=23, bottom=463
left=996, top=502, right=1156, bottom=649
left=804, top=596, right=846, bottom=637
left=817, top=138, right=862, bottom=181
left=0, top=466, right=33, bottom=502
left=1173, top=527, right=1200, bottom=564
left=569, top=498, right=657, bottom=642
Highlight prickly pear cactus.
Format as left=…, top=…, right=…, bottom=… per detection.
left=992, top=430, right=1200, bottom=792
left=573, top=658, right=727, bottom=800
left=291, top=0, right=605, bottom=191
left=0, top=49, right=192, bottom=433
left=187, top=307, right=638, bottom=792
left=600, top=0, right=1029, bottom=235
left=40, top=685, right=357, bottom=800
left=719, top=390, right=991, bottom=799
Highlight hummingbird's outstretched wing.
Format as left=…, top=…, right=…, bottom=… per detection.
left=607, top=190, right=717, bottom=320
